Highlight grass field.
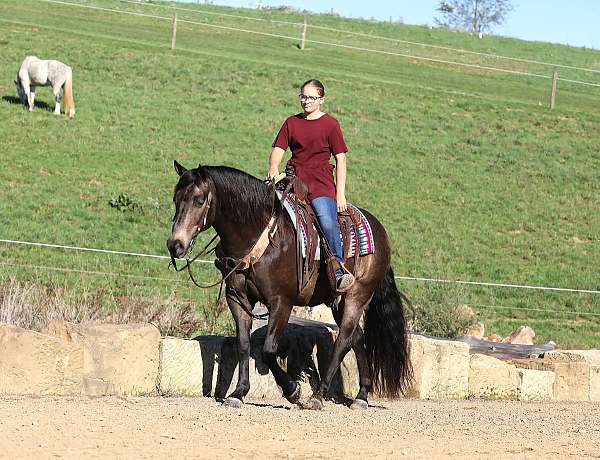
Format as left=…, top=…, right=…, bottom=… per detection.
left=0, top=0, right=599, bottom=347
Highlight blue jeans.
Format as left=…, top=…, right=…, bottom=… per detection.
left=311, top=196, right=344, bottom=263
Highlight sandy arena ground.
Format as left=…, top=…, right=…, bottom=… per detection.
left=1, top=396, right=599, bottom=459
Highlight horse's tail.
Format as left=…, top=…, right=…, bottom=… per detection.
left=63, top=68, right=75, bottom=118
left=364, top=266, right=413, bottom=398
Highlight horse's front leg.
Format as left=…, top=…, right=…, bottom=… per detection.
left=21, top=82, right=33, bottom=111
left=263, top=297, right=301, bottom=404
left=222, top=285, right=253, bottom=408
left=303, top=291, right=370, bottom=410
left=28, top=87, right=36, bottom=112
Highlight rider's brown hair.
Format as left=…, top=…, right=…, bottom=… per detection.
left=300, top=79, right=325, bottom=97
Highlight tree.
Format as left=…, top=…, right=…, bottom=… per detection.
left=435, top=0, right=513, bottom=33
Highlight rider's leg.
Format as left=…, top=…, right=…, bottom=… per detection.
left=311, top=196, right=354, bottom=291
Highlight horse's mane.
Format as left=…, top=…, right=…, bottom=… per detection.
left=192, top=166, right=278, bottom=227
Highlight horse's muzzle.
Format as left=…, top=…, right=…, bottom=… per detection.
left=167, top=237, right=186, bottom=259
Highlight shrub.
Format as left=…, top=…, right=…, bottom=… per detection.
left=108, top=193, right=142, bottom=213
left=408, top=281, right=478, bottom=338
left=0, top=277, right=227, bottom=337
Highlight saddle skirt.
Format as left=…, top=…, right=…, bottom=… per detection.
left=277, top=192, right=376, bottom=261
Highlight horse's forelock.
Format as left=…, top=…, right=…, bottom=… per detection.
left=175, top=168, right=211, bottom=199
left=177, top=168, right=199, bottom=186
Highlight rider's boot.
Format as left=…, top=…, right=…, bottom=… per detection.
left=335, top=266, right=355, bottom=293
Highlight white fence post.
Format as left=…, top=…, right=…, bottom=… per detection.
left=300, top=19, right=307, bottom=50
left=171, top=13, right=178, bottom=50
left=550, top=71, right=558, bottom=109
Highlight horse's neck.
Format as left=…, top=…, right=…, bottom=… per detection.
left=213, top=202, right=272, bottom=259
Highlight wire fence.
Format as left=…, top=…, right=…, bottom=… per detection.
left=1, top=238, right=599, bottom=294
left=1, top=238, right=599, bottom=326
left=3, top=1, right=599, bottom=331
left=119, top=0, right=600, bottom=77
left=35, top=0, right=600, bottom=102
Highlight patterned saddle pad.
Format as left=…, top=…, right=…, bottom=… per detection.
left=278, top=192, right=375, bottom=260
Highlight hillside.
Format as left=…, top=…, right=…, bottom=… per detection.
left=0, top=0, right=599, bottom=346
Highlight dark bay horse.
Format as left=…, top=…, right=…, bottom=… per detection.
left=167, top=162, right=412, bottom=410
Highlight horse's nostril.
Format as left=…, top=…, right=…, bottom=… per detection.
left=167, top=238, right=185, bottom=257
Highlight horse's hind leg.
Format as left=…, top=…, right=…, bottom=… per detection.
left=53, top=85, right=62, bottom=114
left=262, top=299, right=300, bottom=404
left=349, top=328, right=372, bottom=409
left=223, top=287, right=253, bottom=408
left=331, top=302, right=371, bottom=409
left=303, top=291, right=370, bottom=410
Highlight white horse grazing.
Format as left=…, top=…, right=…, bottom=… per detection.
left=15, top=56, right=75, bottom=118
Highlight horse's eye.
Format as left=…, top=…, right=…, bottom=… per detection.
left=194, top=197, right=205, bottom=207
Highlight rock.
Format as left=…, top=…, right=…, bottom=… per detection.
left=157, top=337, right=203, bottom=396
left=502, top=326, right=535, bottom=345
left=292, top=305, right=335, bottom=325
left=517, top=368, right=555, bottom=401
left=509, top=357, right=590, bottom=401
left=544, top=350, right=600, bottom=365
left=591, top=366, right=600, bottom=402
left=544, top=350, right=600, bottom=401
left=484, top=333, right=503, bottom=343
left=464, top=321, right=485, bottom=339
left=407, top=334, right=470, bottom=400
left=45, top=321, right=160, bottom=396
left=456, top=304, right=476, bottom=321
left=0, top=324, right=83, bottom=396
left=468, top=354, right=519, bottom=400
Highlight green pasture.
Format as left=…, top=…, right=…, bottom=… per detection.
left=0, top=0, right=598, bottom=347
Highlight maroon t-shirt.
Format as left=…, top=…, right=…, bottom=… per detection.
left=272, top=113, right=348, bottom=201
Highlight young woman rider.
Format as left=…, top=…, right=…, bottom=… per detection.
left=267, top=79, right=354, bottom=293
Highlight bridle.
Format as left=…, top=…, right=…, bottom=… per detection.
left=169, top=191, right=227, bottom=288
left=169, top=183, right=279, bottom=295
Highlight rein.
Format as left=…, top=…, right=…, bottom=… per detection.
left=169, top=232, right=224, bottom=288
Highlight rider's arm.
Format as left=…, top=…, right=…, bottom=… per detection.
left=334, top=152, right=347, bottom=212
left=268, top=147, right=285, bottom=179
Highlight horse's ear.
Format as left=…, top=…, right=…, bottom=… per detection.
left=173, top=160, right=187, bottom=177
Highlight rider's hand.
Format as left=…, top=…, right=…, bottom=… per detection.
left=336, top=194, right=347, bottom=212
left=266, top=167, right=279, bottom=182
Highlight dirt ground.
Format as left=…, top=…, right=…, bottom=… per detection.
left=1, top=396, right=599, bottom=459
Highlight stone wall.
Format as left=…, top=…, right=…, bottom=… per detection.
left=0, top=321, right=160, bottom=396
left=1, top=320, right=598, bottom=402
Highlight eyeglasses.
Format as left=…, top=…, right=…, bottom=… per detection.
left=299, top=95, right=322, bottom=102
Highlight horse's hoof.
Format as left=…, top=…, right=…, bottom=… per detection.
left=301, top=397, right=324, bottom=411
left=284, top=382, right=302, bottom=405
left=222, top=397, right=243, bottom=409
left=350, top=399, right=369, bottom=410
